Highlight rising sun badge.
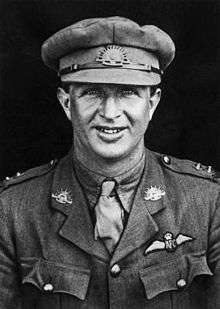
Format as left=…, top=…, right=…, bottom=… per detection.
left=52, top=189, right=72, bottom=205
left=96, top=45, right=131, bottom=66
left=144, top=186, right=166, bottom=201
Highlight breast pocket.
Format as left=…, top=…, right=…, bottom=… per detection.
left=139, top=251, right=213, bottom=308
left=20, top=257, right=91, bottom=308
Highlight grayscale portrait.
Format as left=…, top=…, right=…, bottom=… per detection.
left=0, top=1, right=219, bottom=308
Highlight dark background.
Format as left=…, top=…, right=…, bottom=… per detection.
left=0, top=0, right=219, bottom=179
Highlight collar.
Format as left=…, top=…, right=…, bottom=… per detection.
left=73, top=152, right=146, bottom=212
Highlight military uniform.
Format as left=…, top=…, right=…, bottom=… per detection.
left=0, top=149, right=220, bottom=309
left=1, top=16, right=220, bottom=309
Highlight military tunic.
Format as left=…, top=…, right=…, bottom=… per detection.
left=0, top=148, right=220, bottom=309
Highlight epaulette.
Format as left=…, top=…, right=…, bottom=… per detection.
left=159, top=154, right=218, bottom=182
left=1, top=159, right=58, bottom=191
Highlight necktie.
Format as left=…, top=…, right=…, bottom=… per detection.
left=94, top=180, right=124, bottom=253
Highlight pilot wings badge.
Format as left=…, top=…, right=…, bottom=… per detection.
left=52, top=189, right=72, bottom=205
left=145, top=232, right=194, bottom=254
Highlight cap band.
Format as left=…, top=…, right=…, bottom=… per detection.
left=58, top=62, right=163, bottom=77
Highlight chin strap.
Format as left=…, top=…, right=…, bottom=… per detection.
left=58, top=62, right=163, bottom=76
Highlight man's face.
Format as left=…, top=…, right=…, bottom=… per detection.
left=58, top=83, right=160, bottom=161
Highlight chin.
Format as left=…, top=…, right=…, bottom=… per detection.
left=93, top=146, right=130, bottom=161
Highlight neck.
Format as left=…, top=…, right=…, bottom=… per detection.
left=74, top=143, right=145, bottom=178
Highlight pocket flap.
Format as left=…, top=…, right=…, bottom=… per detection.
left=186, top=252, right=213, bottom=283
left=140, top=251, right=213, bottom=300
left=21, top=258, right=90, bottom=300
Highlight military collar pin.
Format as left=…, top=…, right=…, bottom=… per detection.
left=145, top=232, right=194, bottom=255
left=52, top=189, right=72, bottom=205
left=144, top=186, right=165, bottom=201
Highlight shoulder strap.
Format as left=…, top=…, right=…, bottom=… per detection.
left=2, top=159, right=58, bottom=190
left=157, top=153, right=218, bottom=182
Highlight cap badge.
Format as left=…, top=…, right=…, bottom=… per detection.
left=52, top=189, right=72, bottom=205
left=145, top=232, right=194, bottom=254
left=144, top=186, right=165, bottom=201
left=96, top=45, right=131, bottom=66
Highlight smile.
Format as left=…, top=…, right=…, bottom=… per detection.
left=95, top=126, right=126, bottom=134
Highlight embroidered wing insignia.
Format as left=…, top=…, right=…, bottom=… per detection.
left=145, top=232, right=194, bottom=255
left=176, top=234, right=194, bottom=245
left=145, top=240, right=165, bottom=254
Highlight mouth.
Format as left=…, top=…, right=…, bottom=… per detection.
left=94, top=126, right=127, bottom=142
left=95, top=126, right=127, bottom=134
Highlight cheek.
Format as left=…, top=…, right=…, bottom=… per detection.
left=71, top=104, right=87, bottom=126
left=71, top=106, right=97, bottom=142
left=72, top=101, right=98, bottom=125
left=128, top=101, right=150, bottom=128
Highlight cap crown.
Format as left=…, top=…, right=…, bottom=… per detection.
left=41, top=16, right=175, bottom=72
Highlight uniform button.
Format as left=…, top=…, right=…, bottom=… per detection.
left=177, top=278, right=186, bottom=289
left=110, top=264, right=121, bottom=277
left=163, top=155, right=170, bottom=165
left=43, top=283, right=54, bottom=292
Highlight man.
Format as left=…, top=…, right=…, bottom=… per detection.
left=0, top=16, right=220, bottom=309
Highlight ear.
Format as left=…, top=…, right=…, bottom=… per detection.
left=57, top=87, right=71, bottom=120
left=149, top=88, right=161, bottom=121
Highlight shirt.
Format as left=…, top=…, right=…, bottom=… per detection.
left=72, top=153, right=146, bottom=213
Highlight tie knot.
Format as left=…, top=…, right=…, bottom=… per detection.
left=101, top=180, right=116, bottom=197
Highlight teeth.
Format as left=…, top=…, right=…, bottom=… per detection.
left=99, top=128, right=122, bottom=134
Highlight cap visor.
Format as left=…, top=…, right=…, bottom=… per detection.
left=61, top=68, right=161, bottom=85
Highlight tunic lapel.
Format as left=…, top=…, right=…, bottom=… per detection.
left=111, top=150, right=168, bottom=265
left=50, top=152, right=110, bottom=262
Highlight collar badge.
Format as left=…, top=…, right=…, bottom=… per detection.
left=145, top=232, right=194, bottom=254
left=52, top=189, right=72, bottom=205
left=144, top=186, right=165, bottom=201
left=96, top=45, right=131, bottom=66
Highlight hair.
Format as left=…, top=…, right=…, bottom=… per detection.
left=150, top=84, right=161, bottom=96
left=61, top=82, right=71, bottom=93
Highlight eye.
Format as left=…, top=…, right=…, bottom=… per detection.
left=81, top=87, right=103, bottom=98
left=119, top=86, right=138, bottom=97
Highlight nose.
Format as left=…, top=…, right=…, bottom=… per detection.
left=100, top=97, right=121, bottom=120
